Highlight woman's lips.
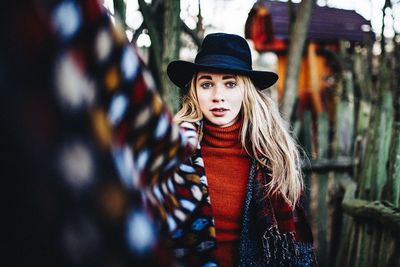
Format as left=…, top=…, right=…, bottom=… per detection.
left=210, top=108, right=228, bottom=116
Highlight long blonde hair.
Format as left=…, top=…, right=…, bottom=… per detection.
left=174, top=74, right=303, bottom=207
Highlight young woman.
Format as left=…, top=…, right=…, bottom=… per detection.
left=166, top=33, right=314, bottom=267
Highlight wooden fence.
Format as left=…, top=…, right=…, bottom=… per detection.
left=298, top=42, right=400, bottom=267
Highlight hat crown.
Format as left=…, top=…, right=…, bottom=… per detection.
left=195, top=33, right=252, bottom=69
left=166, top=32, right=278, bottom=90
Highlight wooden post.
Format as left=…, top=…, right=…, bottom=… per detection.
left=316, top=112, right=329, bottom=266
left=384, top=123, right=400, bottom=206
left=308, top=42, right=323, bottom=113
left=382, top=42, right=400, bottom=206
left=301, top=111, right=313, bottom=207
left=373, top=90, right=393, bottom=199
left=330, top=45, right=356, bottom=265
left=352, top=47, right=372, bottom=183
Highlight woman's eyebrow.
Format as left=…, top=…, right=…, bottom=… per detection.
left=222, top=75, right=236, bottom=80
left=197, top=75, right=213, bottom=81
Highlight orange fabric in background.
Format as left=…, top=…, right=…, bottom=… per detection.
left=201, top=120, right=251, bottom=267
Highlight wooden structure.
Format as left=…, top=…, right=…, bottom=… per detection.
left=245, top=1, right=373, bottom=114
left=288, top=41, right=400, bottom=267
left=333, top=44, right=400, bottom=267
left=246, top=2, right=400, bottom=266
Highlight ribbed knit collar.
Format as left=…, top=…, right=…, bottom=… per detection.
left=202, top=119, right=242, bottom=148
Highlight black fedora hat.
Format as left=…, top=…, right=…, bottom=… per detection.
left=167, top=32, right=278, bottom=90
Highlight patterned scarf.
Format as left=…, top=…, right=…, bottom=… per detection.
left=150, top=121, right=315, bottom=266
left=239, top=163, right=315, bottom=267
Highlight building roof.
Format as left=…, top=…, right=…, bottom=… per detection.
left=245, top=0, right=374, bottom=51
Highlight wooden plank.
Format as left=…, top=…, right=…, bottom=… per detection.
left=302, top=157, right=353, bottom=173
left=317, top=112, right=329, bottom=158
left=331, top=68, right=356, bottom=264
left=373, top=91, right=393, bottom=200
left=377, top=231, right=393, bottom=266
left=302, top=111, right=313, bottom=157
left=354, top=223, right=366, bottom=267
left=334, top=71, right=355, bottom=156
left=344, top=50, right=370, bottom=267
left=338, top=177, right=400, bottom=234
left=352, top=100, right=371, bottom=181
left=340, top=189, right=400, bottom=237
left=367, top=227, right=382, bottom=267
left=359, top=223, right=371, bottom=267
left=307, top=42, right=323, bottom=113
left=357, top=55, right=394, bottom=267
left=384, top=122, right=400, bottom=206
left=301, top=111, right=313, bottom=209
left=384, top=232, right=400, bottom=266
left=346, top=222, right=359, bottom=267
left=334, top=216, right=354, bottom=267
left=316, top=112, right=330, bottom=266
left=392, top=125, right=400, bottom=205
left=358, top=101, right=378, bottom=200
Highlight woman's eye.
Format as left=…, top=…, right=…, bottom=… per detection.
left=200, top=82, right=212, bottom=89
left=226, top=81, right=237, bottom=88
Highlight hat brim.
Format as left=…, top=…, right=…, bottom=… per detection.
left=167, top=60, right=278, bottom=91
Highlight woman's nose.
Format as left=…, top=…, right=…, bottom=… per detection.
left=212, top=84, right=225, bottom=102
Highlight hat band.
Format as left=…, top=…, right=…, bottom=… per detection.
left=195, top=54, right=251, bottom=70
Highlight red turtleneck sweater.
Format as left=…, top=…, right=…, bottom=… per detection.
left=201, top=120, right=251, bottom=267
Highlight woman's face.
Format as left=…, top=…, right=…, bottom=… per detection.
left=196, top=72, right=244, bottom=127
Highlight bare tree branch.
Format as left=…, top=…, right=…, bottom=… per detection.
left=181, top=21, right=202, bottom=47
left=131, top=22, right=145, bottom=43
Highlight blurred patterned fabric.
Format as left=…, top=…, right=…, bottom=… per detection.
left=1, top=1, right=197, bottom=266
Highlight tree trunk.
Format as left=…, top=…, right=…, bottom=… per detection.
left=161, top=0, right=181, bottom=112
left=281, top=0, right=315, bottom=121
left=138, top=0, right=162, bottom=81
left=137, top=0, right=205, bottom=111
